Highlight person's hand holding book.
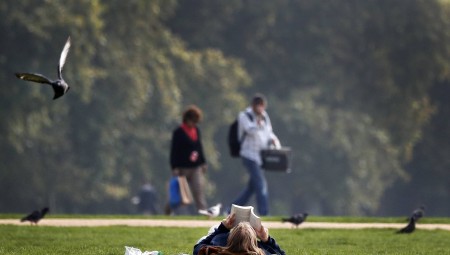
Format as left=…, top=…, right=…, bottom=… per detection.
left=222, top=213, right=236, bottom=230
left=255, top=225, right=269, bottom=242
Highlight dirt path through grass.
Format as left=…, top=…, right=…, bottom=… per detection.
left=1, top=218, right=449, bottom=231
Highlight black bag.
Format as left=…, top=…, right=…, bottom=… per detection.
left=227, top=112, right=253, bottom=157
left=261, top=147, right=292, bottom=172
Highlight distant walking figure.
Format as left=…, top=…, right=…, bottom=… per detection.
left=137, top=181, right=159, bottom=215
left=168, top=105, right=208, bottom=214
left=230, top=94, right=280, bottom=216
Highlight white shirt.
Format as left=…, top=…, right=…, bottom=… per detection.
left=238, top=107, right=280, bottom=165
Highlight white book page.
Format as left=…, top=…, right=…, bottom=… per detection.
left=230, top=204, right=261, bottom=229
left=230, top=204, right=251, bottom=227
left=249, top=212, right=261, bottom=230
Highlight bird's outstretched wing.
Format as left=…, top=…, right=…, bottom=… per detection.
left=15, top=73, right=52, bottom=84
left=58, top=36, right=71, bottom=79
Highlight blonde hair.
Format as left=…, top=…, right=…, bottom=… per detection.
left=225, top=222, right=265, bottom=255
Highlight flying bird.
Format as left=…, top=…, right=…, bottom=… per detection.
left=20, top=207, right=49, bottom=225
left=199, top=203, right=222, bottom=218
left=410, top=205, right=425, bottom=221
left=282, top=213, right=308, bottom=228
left=15, top=36, right=71, bottom=100
left=397, top=216, right=416, bottom=234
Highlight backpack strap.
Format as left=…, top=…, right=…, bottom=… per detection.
left=245, top=111, right=253, bottom=122
left=240, top=111, right=254, bottom=144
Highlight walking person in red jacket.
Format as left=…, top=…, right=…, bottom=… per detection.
left=168, top=105, right=208, bottom=214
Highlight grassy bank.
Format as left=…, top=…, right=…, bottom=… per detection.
left=2, top=214, right=450, bottom=224
left=1, top=223, right=450, bottom=254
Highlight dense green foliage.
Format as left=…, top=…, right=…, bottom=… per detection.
left=168, top=0, right=450, bottom=216
left=1, top=224, right=450, bottom=254
left=0, top=0, right=449, bottom=216
left=0, top=0, right=249, bottom=213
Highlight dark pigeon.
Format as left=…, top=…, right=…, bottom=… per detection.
left=282, top=213, right=308, bottom=228
left=397, top=216, right=415, bottom=234
left=20, top=207, right=49, bottom=225
left=410, top=205, right=425, bottom=221
left=15, top=36, right=71, bottom=100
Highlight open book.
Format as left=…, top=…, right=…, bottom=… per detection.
left=230, top=204, right=261, bottom=230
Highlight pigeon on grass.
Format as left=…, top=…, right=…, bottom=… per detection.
left=410, top=205, right=425, bottom=221
left=199, top=203, right=222, bottom=218
left=397, top=217, right=415, bottom=234
left=282, top=213, right=308, bottom=228
left=20, top=207, right=49, bottom=225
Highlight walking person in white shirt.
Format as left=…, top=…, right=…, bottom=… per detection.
left=230, top=94, right=280, bottom=216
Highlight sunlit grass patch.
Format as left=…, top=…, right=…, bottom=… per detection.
left=1, top=221, right=450, bottom=254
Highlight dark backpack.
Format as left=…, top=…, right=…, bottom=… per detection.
left=228, top=112, right=253, bottom=157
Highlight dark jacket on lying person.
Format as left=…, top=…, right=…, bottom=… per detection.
left=193, top=222, right=286, bottom=255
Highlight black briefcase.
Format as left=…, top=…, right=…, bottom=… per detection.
left=260, top=147, right=292, bottom=172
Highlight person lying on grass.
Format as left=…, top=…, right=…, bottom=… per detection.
left=193, top=213, right=286, bottom=255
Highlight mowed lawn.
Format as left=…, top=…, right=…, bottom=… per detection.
left=1, top=216, right=450, bottom=254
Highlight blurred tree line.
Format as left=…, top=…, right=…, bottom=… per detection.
left=0, top=0, right=449, bottom=216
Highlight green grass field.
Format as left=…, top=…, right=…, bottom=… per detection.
left=1, top=216, right=450, bottom=254
left=3, top=214, right=450, bottom=223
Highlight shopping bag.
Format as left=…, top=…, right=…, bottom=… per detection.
left=169, top=177, right=182, bottom=207
left=178, top=176, right=193, bottom=205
